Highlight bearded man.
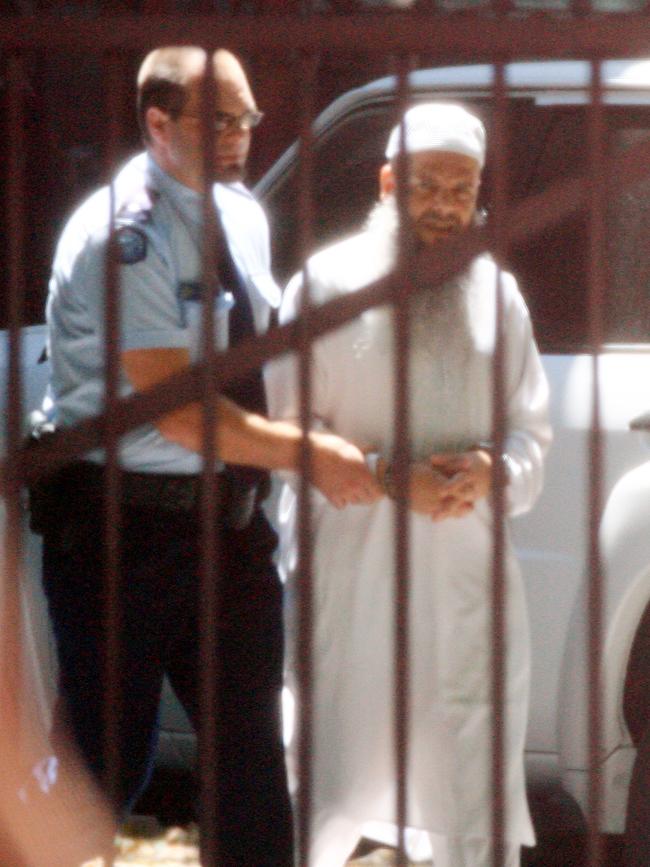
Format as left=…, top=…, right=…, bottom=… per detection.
left=267, top=103, right=552, bottom=867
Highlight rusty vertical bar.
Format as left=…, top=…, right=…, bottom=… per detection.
left=295, top=51, right=318, bottom=867
left=392, top=53, right=413, bottom=867
left=102, top=49, right=127, bottom=808
left=197, top=50, right=221, bottom=867
left=1, top=51, right=27, bottom=753
left=586, top=56, right=605, bottom=867
left=489, top=59, right=508, bottom=867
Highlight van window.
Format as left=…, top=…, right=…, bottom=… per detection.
left=265, top=106, right=391, bottom=284
left=509, top=106, right=650, bottom=350
left=607, top=126, right=650, bottom=344
left=507, top=104, right=590, bottom=352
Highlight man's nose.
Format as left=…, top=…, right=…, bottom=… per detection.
left=429, top=188, right=457, bottom=211
left=428, top=197, right=457, bottom=220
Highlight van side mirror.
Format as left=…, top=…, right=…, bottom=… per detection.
left=630, top=411, right=650, bottom=451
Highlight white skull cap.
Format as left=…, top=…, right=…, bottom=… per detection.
left=385, top=102, right=486, bottom=168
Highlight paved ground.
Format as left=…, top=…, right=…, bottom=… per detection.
left=114, top=821, right=199, bottom=865
left=105, top=821, right=626, bottom=866
left=112, top=773, right=625, bottom=866
left=108, top=822, right=627, bottom=866
left=110, top=821, right=431, bottom=866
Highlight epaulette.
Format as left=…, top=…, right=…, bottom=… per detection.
left=115, top=185, right=158, bottom=226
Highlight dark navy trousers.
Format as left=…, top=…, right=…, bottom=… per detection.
left=41, top=474, right=293, bottom=866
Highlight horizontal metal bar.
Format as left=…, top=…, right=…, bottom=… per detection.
left=0, top=215, right=528, bottom=489
left=4, top=12, right=650, bottom=60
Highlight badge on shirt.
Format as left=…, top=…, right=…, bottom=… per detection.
left=114, top=226, right=147, bottom=265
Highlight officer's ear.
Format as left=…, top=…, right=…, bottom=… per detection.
left=379, top=162, right=396, bottom=200
left=146, top=106, right=172, bottom=146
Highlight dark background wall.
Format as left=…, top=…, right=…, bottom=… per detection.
left=4, top=0, right=643, bottom=327
left=0, top=1, right=400, bottom=326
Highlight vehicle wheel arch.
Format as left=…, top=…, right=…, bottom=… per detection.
left=558, top=462, right=650, bottom=832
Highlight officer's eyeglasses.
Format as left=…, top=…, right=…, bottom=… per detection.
left=176, top=109, right=265, bottom=132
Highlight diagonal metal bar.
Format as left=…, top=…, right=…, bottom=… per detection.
left=5, top=132, right=650, bottom=496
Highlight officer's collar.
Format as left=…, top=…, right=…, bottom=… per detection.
left=147, top=153, right=203, bottom=227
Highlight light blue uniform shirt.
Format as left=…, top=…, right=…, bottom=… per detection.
left=44, top=152, right=280, bottom=474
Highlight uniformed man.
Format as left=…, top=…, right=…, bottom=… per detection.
left=37, top=46, right=381, bottom=867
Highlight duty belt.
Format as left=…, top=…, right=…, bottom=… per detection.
left=28, top=453, right=268, bottom=531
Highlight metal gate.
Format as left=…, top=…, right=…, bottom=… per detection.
left=3, top=6, right=650, bottom=866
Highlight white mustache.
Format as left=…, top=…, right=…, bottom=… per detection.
left=417, top=214, right=462, bottom=232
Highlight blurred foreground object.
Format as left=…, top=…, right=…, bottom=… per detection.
left=0, top=546, right=117, bottom=867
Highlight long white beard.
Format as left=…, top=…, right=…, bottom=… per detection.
left=363, top=197, right=476, bottom=363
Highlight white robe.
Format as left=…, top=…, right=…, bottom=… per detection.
left=266, top=230, right=551, bottom=867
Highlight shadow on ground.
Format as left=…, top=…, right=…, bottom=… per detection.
left=523, top=781, right=625, bottom=866
left=135, top=769, right=627, bottom=866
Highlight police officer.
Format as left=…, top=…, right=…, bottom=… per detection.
left=38, top=46, right=381, bottom=866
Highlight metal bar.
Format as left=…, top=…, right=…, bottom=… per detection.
left=392, top=53, right=414, bottom=867
left=6, top=13, right=650, bottom=60
left=8, top=111, right=650, bottom=493
left=586, top=56, right=606, bottom=867
left=0, top=141, right=607, bottom=496
left=0, top=158, right=606, bottom=497
left=295, top=51, right=318, bottom=867
left=1, top=51, right=27, bottom=753
left=490, top=59, right=509, bottom=867
left=197, top=51, right=222, bottom=867
left=101, top=48, right=127, bottom=810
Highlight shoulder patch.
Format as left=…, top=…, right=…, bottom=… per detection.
left=114, top=226, right=147, bottom=265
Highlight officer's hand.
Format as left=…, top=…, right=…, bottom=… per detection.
left=308, top=431, right=383, bottom=509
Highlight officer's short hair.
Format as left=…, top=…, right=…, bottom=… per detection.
left=136, top=46, right=205, bottom=143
